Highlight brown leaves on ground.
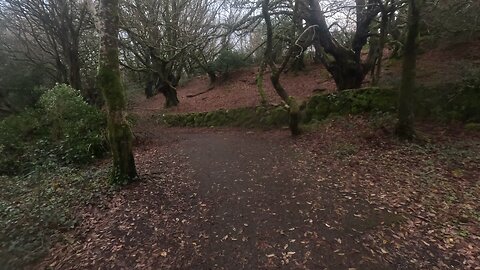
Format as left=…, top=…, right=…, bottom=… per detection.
left=38, top=116, right=480, bottom=269
left=295, top=116, right=480, bottom=269
left=130, top=65, right=335, bottom=116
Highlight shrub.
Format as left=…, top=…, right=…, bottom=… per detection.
left=0, top=84, right=107, bottom=175
left=38, top=84, right=107, bottom=163
left=212, top=49, right=249, bottom=77
left=416, top=68, right=480, bottom=122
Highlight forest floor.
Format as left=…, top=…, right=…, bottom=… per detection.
left=34, top=40, right=480, bottom=269
left=38, top=116, right=480, bottom=269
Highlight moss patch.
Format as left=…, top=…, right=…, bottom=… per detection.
left=159, top=84, right=480, bottom=128
left=465, top=123, right=480, bottom=131
left=305, top=87, right=398, bottom=122
left=159, top=106, right=289, bottom=128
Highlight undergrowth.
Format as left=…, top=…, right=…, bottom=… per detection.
left=0, top=166, right=111, bottom=269
left=0, top=84, right=107, bottom=175
left=0, top=84, right=111, bottom=269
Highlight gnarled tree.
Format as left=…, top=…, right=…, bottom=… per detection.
left=296, top=0, right=399, bottom=90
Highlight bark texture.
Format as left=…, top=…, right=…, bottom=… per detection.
left=97, top=0, right=137, bottom=184
left=396, top=0, right=421, bottom=140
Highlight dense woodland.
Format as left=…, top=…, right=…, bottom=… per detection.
left=0, top=0, right=479, bottom=269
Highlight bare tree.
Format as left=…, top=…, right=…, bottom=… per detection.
left=0, top=0, right=93, bottom=94
left=295, top=0, right=400, bottom=90
left=119, top=0, right=228, bottom=107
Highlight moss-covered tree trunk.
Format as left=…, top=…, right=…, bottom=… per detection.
left=256, top=62, right=268, bottom=106
left=372, top=8, right=390, bottom=86
left=97, top=0, right=137, bottom=184
left=67, top=46, right=83, bottom=92
left=396, top=0, right=421, bottom=140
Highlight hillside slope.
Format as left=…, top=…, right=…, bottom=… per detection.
left=131, top=40, right=480, bottom=115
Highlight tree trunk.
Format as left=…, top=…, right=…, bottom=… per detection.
left=328, top=61, right=365, bottom=90
left=291, top=52, right=306, bottom=73
left=157, top=72, right=179, bottom=108
left=304, top=0, right=379, bottom=91
left=396, top=0, right=421, bottom=140
left=145, top=80, right=155, bottom=98
left=162, top=85, right=180, bottom=108
left=256, top=62, right=268, bottom=106
left=263, top=0, right=301, bottom=136
left=150, top=53, right=180, bottom=108
left=207, top=70, right=217, bottom=87
left=372, top=10, right=390, bottom=86
left=97, top=0, right=137, bottom=184
left=290, top=9, right=306, bottom=73
left=68, top=47, right=83, bottom=91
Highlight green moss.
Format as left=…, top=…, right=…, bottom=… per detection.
left=194, top=114, right=205, bottom=127
left=185, top=114, right=195, bottom=126
left=305, top=95, right=330, bottom=122
left=159, top=105, right=290, bottom=128
left=262, top=106, right=289, bottom=126
left=97, top=66, right=126, bottom=110
left=204, top=112, right=215, bottom=125
left=160, top=83, right=479, bottom=129
left=465, top=123, right=480, bottom=131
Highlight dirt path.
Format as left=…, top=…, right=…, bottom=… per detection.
left=38, top=117, right=480, bottom=270
left=40, top=125, right=406, bottom=269
left=176, top=131, right=393, bottom=269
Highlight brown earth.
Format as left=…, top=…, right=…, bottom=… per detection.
left=131, top=65, right=336, bottom=116
left=132, top=40, right=480, bottom=116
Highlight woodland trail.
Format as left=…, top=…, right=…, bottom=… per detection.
left=167, top=130, right=395, bottom=269
left=40, top=122, right=405, bottom=269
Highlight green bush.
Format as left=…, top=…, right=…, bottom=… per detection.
left=416, top=69, right=480, bottom=122
left=212, top=49, right=249, bottom=77
left=39, top=84, right=106, bottom=163
left=0, top=84, right=107, bottom=175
